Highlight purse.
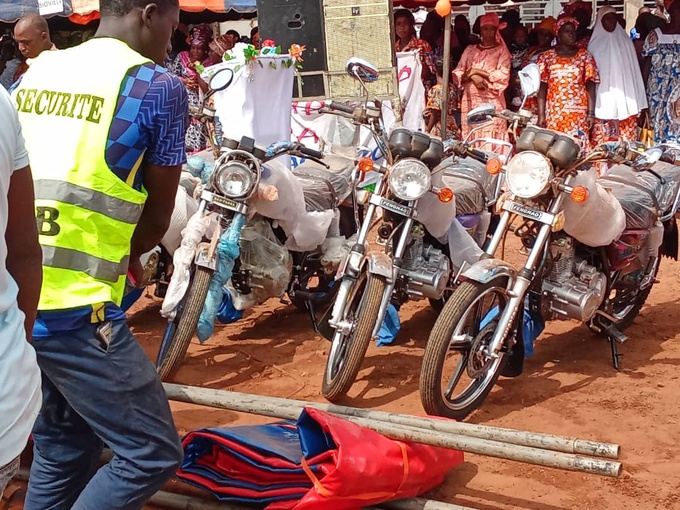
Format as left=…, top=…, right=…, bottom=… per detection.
left=639, top=112, right=655, bottom=148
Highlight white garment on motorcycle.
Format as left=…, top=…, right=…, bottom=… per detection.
left=562, top=168, right=626, bottom=247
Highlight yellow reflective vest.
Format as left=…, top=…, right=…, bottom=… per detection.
left=14, top=38, right=151, bottom=310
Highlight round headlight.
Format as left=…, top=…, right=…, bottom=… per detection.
left=214, top=161, right=255, bottom=198
left=388, top=158, right=431, bottom=201
left=505, top=151, right=552, bottom=199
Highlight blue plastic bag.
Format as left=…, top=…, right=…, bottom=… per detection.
left=480, top=304, right=544, bottom=357
left=376, top=303, right=401, bottom=347
left=217, top=289, right=243, bottom=325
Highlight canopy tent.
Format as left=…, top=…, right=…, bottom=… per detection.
left=394, top=0, right=531, bottom=5
left=0, top=0, right=257, bottom=24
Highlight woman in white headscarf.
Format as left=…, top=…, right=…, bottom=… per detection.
left=588, top=6, right=648, bottom=145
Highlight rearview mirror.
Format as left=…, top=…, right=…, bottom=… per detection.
left=467, top=103, right=495, bottom=124
left=518, top=64, right=540, bottom=99
left=209, top=68, right=234, bottom=92
left=346, top=58, right=379, bottom=83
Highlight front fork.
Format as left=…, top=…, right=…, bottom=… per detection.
left=485, top=192, right=568, bottom=358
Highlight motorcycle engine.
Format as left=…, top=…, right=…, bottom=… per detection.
left=401, top=224, right=451, bottom=300
left=541, top=236, right=607, bottom=322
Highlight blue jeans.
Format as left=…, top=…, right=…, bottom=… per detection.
left=25, top=321, right=183, bottom=510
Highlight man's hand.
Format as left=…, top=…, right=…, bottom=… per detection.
left=128, top=257, right=144, bottom=288
left=471, top=75, right=487, bottom=90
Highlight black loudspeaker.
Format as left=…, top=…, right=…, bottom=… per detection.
left=256, top=0, right=327, bottom=98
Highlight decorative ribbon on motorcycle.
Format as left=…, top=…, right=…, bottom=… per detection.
left=197, top=214, right=247, bottom=342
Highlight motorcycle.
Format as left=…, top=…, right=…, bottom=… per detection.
left=156, top=68, right=358, bottom=381
left=419, top=127, right=680, bottom=420
left=318, top=58, right=507, bottom=402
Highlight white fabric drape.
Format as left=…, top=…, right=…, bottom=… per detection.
left=588, top=6, right=648, bottom=120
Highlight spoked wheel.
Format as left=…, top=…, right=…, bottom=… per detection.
left=609, top=256, right=661, bottom=330
left=156, top=266, right=213, bottom=382
left=322, top=272, right=386, bottom=402
left=420, top=278, right=510, bottom=420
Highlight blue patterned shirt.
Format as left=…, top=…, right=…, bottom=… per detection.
left=33, top=63, right=188, bottom=338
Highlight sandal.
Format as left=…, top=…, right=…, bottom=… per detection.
left=0, top=484, right=25, bottom=510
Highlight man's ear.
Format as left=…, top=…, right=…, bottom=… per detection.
left=141, top=3, right=159, bottom=29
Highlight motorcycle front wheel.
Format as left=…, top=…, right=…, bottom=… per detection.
left=420, top=278, right=509, bottom=420
left=156, top=266, right=214, bottom=381
left=322, top=272, right=386, bottom=402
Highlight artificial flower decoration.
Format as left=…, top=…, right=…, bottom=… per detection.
left=214, top=39, right=305, bottom=81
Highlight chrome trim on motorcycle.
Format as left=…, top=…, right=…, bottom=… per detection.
left=503, top=199, right=556, bottom=226
left=461, top=258, right=518, bottom=285
left=369, top=193, right=416, bottom=218
left=200, top=190, right=249, bottom=215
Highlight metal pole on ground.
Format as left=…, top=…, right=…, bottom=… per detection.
left=162, top=383, right=622, bottom=477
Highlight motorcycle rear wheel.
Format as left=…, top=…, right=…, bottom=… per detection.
left=156, top=266, right=214, bottom=381
left=420, top=278, right=509, bottom=420
left=322, top=272, right=386, bottom=402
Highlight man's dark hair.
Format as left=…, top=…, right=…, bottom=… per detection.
left=227, top=29, right=240, bottom=39
left=99, top=0, right=178, bottom=17
left=250, top=26, right=258, bottom=38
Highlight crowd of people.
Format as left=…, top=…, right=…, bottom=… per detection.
left=407, top=0, right=680, bottom=148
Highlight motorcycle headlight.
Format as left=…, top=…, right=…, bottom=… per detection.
left=388, top=158, right=431, bottom=201
left=505, top=151, right=552, bottom=199
left=213, top=161, right=255, bottom=198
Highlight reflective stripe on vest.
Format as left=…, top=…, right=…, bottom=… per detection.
left=14, top=38, right=151, bottom=311
left=34, top=180, right=144, bottom=225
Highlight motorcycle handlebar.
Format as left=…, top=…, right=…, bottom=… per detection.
left=327, top=101, right=356, bottom=115
left=299, top=146, right=324, bottom=159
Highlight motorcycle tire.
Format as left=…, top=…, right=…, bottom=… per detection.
left=156, top=266, right=214, bottom=382
left=420, top=278, right=509, bottom=420
left=322, top=273, right=386, bottom=402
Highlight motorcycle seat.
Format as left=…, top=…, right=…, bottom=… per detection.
left=294, top=155, right=355, bottom=212
left=601, top=162, right=680, bottom=229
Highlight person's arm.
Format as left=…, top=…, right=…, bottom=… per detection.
left=453, top=47, right=472, bottom=84
left=6, top=166, right=41, bottom=337
left=129, top=70, right=188, bottom=275
left=486, top=49, right=512, bottom=91
left=537, top=82, right=548, bottom=127
left=586, top=80, right=596, bottom=129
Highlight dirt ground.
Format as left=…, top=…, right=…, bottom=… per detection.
left=127, top=242, right=679, bottom=509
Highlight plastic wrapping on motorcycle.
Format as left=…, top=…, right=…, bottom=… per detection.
left=438, top=155, right=500, bottom=216
left=416, top=169, right=458, bottom=239
left=286, top=210, right=337, bottom=252
left=294, top=154, right=355, bottom=206
left=161, top=212, right=216, bottom=319
left=176, top=407, right=464, bottom=509
left=448, top=218, right=484, bottom=271
left=600, top=162, right=680, bottom=230
left=197, top=214, right=246, bottom=342
left=227, top=218, right=292, bottom=311
left=161, top=186, right=200, bottom=256
left=562, top=169, right=626, bottom=247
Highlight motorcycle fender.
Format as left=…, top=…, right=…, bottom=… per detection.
left=462, top=258, right=517, bottom=285
left=364, top=251, right=393, bottom=281
left=194, top=242, right=218, bottom=271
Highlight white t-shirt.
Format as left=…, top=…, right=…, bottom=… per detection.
left=0, top=86, right=41, bottom=467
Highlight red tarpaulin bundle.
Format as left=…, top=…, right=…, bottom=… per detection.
left=177, top=407, right=464, bottom=510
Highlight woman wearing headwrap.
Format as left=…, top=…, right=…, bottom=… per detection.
left=643, top=0, right=680, bottom=143
left=562, top=0, right=593, bottom=48
left=588, top=7, right=647, bottom=145
left=537, top=17, right=599, bottom=150
left=453, top=12, right=512, bottom=140
left=394, top=8, right=435, bottom=91
left=169, top=24, right=214, bottom=153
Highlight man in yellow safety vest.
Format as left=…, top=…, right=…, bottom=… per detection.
left=13, top=1, right=188, bottom=508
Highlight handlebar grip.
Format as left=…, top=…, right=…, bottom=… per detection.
left=328, top=101, right=356, bottom=115
left=468, top=148, right=488, bottom=163
left=660, top=153, right=679, bottom=165
left=299, top=146, right=324, bottom=159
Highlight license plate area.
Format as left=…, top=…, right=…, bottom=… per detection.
left=369, top=194, right=415, bottom=218
left=503, top=199, right=555, bottom=225
left=201, top=190, right=248, bottom=214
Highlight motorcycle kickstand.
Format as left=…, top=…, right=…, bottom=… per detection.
left=305, top=299, right=322, bottom=336
left=602, top=323, right=628, bottom=371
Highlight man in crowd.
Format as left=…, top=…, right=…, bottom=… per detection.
left=13, top=14, right=56, bottom=82
left=12, top=0, right=189, bottom=508
left=0, top=86, right=42, bottom=501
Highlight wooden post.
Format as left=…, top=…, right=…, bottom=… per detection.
left=441, top=10, right=452, bottom=139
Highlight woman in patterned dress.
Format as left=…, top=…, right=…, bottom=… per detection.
left=588, top=7, right=647, bottom=145
left=643, top=0, right=680, bottom=143
left=537, top=17, right=599, bottom=150
left=168, top=24, right=213, bottom=154
left=453, top=12, right=512, bottom=140
left=424, top=60, right=460, bottom=139
left=394, top=9, right=436, bottom=92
